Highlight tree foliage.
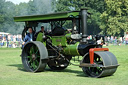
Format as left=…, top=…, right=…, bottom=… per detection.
left=0, top=0, right=128, bottom=36
left=0, top=0, right=53, bottom=34
left=100, top=0, right=128, bottom=36
left=55, top=0, right=106, bottom=35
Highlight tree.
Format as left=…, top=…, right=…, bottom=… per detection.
left=2, top=1, right=16, bottom=33
left=33, top=0, right=53, bottom=14
left=100, top=0, right=128, bottom=36
left=15, top=2, right=29, bottom=16
left=0, top=0, right=6, bottom=31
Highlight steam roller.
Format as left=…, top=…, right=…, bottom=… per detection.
left=14, top=8, right=119, bottom=78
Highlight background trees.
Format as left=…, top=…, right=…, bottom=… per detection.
left=0, top=0, right=53, bottom=34
left=100, top=0, right=128, bottom=36
left=0, top=0, right=6, bottom=32
left=55, top=0, right=106, bottom=35
left=0, top=0, right=127, bottom=36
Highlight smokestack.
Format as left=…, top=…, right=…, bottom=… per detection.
left=81, top=9, right=88, bottom=43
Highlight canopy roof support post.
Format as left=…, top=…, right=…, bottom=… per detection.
left=72, top=18, right=76, bottom=34
left=50, top=21, right=54, bottom=34
left=78, top=19, right=81, bottom=34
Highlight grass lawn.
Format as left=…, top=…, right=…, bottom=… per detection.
left=0, top=46, right=128, bottom=85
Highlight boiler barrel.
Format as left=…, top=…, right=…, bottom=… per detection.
left=62, top=43, right=96, bottom=56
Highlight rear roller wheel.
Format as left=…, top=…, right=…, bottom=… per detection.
left=81, top=51, right=118, bottom=78
left=22, top=41, right=48, bottom=72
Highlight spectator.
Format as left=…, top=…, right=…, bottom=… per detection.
left=110, top=36, right=114, bottom=44
left=114, top=37, right=117, bottom=45
left=1, top=38, right=4, bottom=48
left=6, top=34, right=9, bottom=48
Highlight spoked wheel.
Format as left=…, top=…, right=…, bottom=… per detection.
left=22, top=41, right=48, bottom=72
left=48, top=56, right=72, bottom=70
left=81, top=51, right=118, bottom=78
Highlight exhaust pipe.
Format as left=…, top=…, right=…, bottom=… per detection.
left=81, top=9, right=88, bottom=43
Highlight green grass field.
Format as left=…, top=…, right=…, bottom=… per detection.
left=0, top=46, right=128, bottom=85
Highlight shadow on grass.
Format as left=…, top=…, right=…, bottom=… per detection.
left=7, top=64, right=114, bottom=78
left=46, top=68, right=115, bottom=78
left=7, top=64, right=26, bottom=72
left=7, top=64, right=87, bottom=77
left=45, top=67, right=87, bottom=77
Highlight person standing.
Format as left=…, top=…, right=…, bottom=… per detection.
left=6, top=34, right=9, bottom=48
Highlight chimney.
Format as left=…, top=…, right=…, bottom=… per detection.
left=81, top=9, right=88, bottom=43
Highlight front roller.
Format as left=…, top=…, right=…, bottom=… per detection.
left=22, top=41, right=48, bottom=72
left=81, top=51, right=119, bottom=78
